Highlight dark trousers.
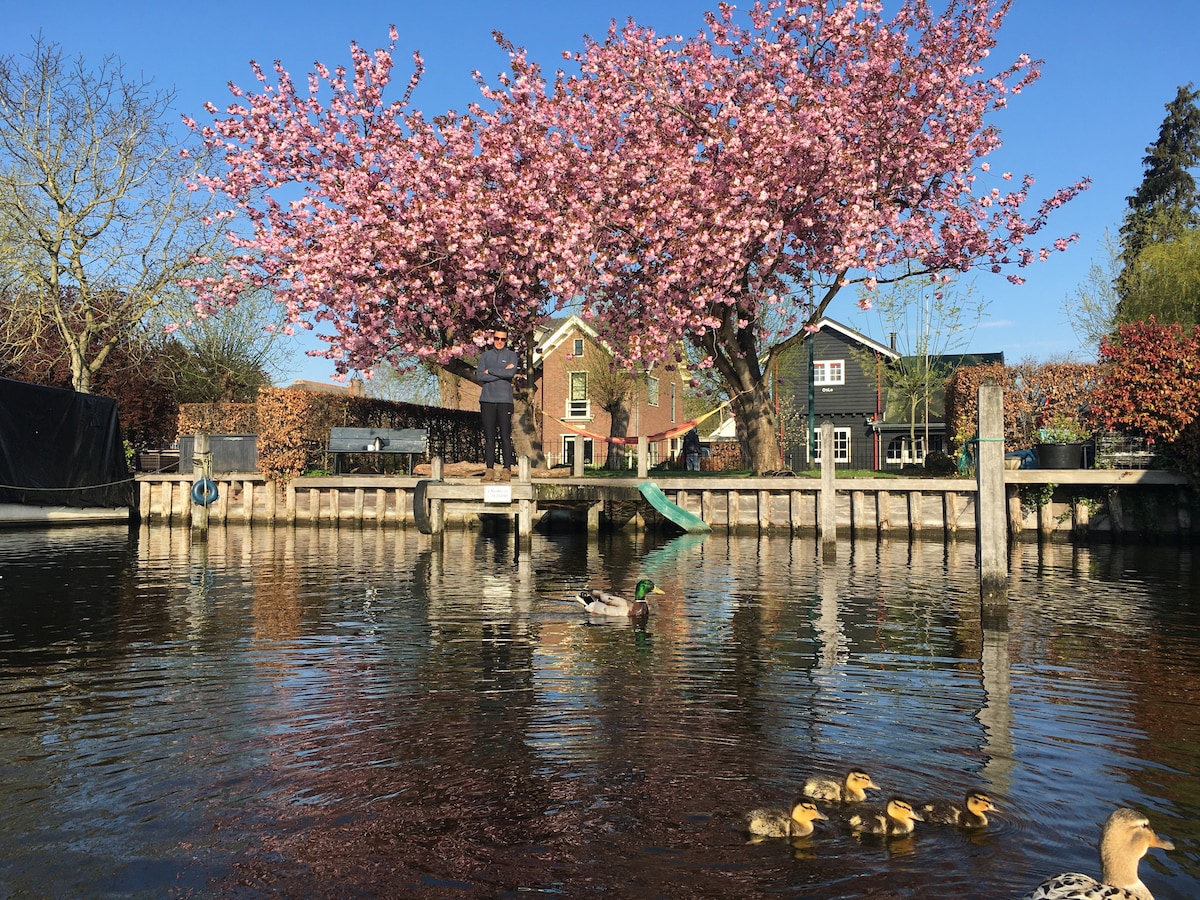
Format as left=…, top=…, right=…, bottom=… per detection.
left=480, top=402, right=515, bottom=469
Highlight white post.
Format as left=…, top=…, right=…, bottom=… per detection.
left=977, top=382, right=1007, bottom=610
left=818, top=421, right=836, bottom=556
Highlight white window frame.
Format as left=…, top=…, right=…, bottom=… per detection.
left=811, top=427, right=851, bottom=464
left=562, top=434, right=593, bottom=466
left=572, top=337, right=585, bottom=358
left=566, top=371, right=590, bottom=419
left=813, top=359, right=845, bottom=386
left=886, top=434, right=947, bottom=465
left=647, top=375, right=659, bottom=407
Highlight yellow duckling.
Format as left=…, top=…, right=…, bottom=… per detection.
left=802, top=769, right=879, bottom=804
left=1019, top=807, right=1174, bottom=900
left=745, top=796, right=828, bottom=839
left=575, top=578, right=664, bottom=618
left=844, top=797, right=924, bottom=837
left=918, top=790, right=996, bottom=828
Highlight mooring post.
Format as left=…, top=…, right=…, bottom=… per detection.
left=818, top=420, right=836, bottom=556
left=518, top=455, right=533, bottom=542
left=977, top=382, right=1007, bottom=609
left=572, top=445, right=584, bottom=478
left=430, top=455, right=445, bottom=535
left=637, top=435, right=649, bottom=479
left=191, top=432, right=210, bottom=535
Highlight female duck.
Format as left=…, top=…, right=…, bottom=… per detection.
left=1020, top=807, right=1174, bottom=900
left=802, top=769, right=879, bottom=804
left=576, top=578, right=664, bottom=618
left=745, top=796, right=828, bottom=839
left=843, top=797, right=924, bottom=837
left=918, top=790, right=996, bottom=828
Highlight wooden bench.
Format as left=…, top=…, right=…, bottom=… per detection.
left=328, top=427, right=428, bottom=475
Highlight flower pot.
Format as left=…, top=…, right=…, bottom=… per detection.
left=1036, top=442, right=1084, bottom=469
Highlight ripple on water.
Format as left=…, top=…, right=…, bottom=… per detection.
left=0, top=528, right=1196, bottom=898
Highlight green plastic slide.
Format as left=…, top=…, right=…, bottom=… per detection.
left=637, top=481, right=712, bottom=533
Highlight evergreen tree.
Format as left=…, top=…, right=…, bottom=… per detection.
left=1119, top=84, right=1200, bottom=267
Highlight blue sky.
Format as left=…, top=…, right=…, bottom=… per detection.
left=5, top=0, right=1199, bottom=383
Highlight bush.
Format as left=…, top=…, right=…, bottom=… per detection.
left=1093, top=319, right=1200, bottom=480
left=923, top=450, right=958, bottom=476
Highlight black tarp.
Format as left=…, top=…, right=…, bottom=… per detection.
left=0, top=377, right=134, bottom=509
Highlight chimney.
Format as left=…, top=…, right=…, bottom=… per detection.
left=888, top=332, right=897, bottom=352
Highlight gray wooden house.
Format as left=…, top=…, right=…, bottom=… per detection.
left=775, top=318, right=1002, bottom=471
left=775, top=318, right=897, bottom=470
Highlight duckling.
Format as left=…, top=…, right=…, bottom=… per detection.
left=918, top=790, right=996, bottom=828
left=1019, top=807, right=1174, bottom=900
left=802, top=769, right=879, bottom=804
left=745, top=796, right=828, bottom=839
left=575, top=578, right=664, bottom=618
left=844, top=797, right=924, bottom=837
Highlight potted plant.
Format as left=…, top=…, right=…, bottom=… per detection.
left=1035, top=413, right=1090, bottom=469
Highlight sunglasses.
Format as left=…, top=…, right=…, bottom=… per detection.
left=492, top=334, right=508, bottom=341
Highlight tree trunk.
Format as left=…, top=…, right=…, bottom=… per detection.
left=698, top=308, right=782, bottom=474
left=69, top=341, right=92, bottom=394
left=909, top=396, right=919, bottom=463
left=512, top=391, right=544, bottom=468
left=606, top=402, right=631, bottom=469
left=730, top=381, right=782, bottom=474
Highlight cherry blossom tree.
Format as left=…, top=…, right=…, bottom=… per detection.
left=188, top=28, right=584, bottom=462
left=525, top=0, right=1088, bottom=470
left=192, top=1, right=1088, bottom=472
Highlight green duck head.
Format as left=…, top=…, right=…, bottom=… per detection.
left=634, top=579, right=666, bottom=600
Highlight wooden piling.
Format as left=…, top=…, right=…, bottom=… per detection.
left=518, top=456, right=533, bottom=541
left=430, top=456, right=445, bottom=535
left=192, top=433, right=210, bottom=535
left=977, top=382, right=1007, bottom=603
left=819, top=421, right=836, bottom=554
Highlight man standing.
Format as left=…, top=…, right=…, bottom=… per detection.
left=476, top=328, right=520, bottom=482
left=683, top=427, right=702, bottom=471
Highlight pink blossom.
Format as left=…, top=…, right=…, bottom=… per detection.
left=189, top=0, right=1085, bottom=403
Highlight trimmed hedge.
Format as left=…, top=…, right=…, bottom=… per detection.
left=179, top=389, right=483, bottom=482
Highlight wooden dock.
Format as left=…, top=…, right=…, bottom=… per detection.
left=135, top=459, right=1192, bottom=540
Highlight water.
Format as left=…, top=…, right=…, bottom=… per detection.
left=0, top=525, right=1196, bottom=898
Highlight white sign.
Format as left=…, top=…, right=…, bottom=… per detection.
left=483, top=485, right=513, bottom=504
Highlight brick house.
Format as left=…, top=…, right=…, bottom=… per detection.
left=534, top=317, right=691, bottom=469
left=441, top=316, right=690, bottom=469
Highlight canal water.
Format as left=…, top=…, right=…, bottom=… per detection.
left=0, top=524, right=1196, bottom=899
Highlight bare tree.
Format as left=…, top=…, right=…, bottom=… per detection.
left=146, top=287, right=297, bottom=403
left=856, top=278, right=987, bottom=460
left=367, top=359, right=443, bottom=406
left=0, top=35, right=222, bottom=393
left=1063, top=229, right=1123, bottom=355
left=578, top=346, right=639, bottom=470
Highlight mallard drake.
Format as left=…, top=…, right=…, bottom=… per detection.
left=745, top=796, right=828, bottom=839
left=575, top=578, right=664, bottom=617
left=802, top=769, right=879, bottom=804
left=919, top=790, right=996, bottom=828
left=1019, top=807, right=1174, bottom=900
left=843, top=797, right=924, bottom=837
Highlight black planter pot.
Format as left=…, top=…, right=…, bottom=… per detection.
left=1035, top=442, right=1084, bottom=469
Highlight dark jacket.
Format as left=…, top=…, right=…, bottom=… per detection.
left=476, top=347, right=520, bottom=404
